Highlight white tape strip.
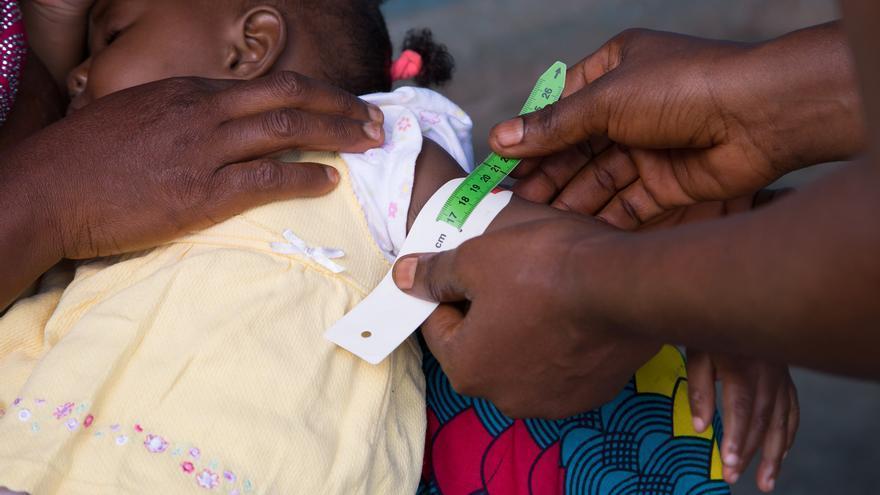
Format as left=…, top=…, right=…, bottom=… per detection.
left=324, top=178, right=513, bottom=364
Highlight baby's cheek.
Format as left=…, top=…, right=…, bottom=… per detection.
left=87, top=56, right=151, bottom=100
left=87, top=48, right=192, bottom=100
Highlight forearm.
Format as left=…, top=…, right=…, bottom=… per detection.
left=22, top=1, right=88, bottom=87
left=408, top=140, right=589, bottom=233
left=0, top=152, right=62, bottom=310
left=841, top=0, right=880, bottom=155
left=737, top=21, right=865, bottom=171
left=581, top=162, right=880, bottom=378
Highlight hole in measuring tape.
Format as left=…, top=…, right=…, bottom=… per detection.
left=361, top=331, right=373, bottom=339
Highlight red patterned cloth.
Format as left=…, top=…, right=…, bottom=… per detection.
left=418, top=345, right=731, bottom=495
left=0, top=0, right=26, bottom=123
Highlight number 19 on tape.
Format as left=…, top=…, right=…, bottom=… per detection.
left=437, top=61, right=567, bottom=229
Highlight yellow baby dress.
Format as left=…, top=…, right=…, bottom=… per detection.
left=0, top=153, right=426, bottom=494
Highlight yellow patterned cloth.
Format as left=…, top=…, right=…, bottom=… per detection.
left=0, top=153, right=426, bottom=494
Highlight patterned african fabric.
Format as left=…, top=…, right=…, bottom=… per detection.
left=0, top=0, right=25, bottom=123
left=418, top=344, right=731, bottom=495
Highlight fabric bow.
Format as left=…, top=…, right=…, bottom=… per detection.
left=270, top=230, right=346, bottom=274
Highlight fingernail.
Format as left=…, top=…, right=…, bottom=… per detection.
left=494, top=118, right=524, bottom=147
left=765, top=470, right=777, bottom=492
left=692, top=417, right=706, bottom=433
left=723, top=452, right=740, bottom=467
left=363, top=121, right=383, bottom=141
left=367, top=104, right=384, bottom=124
left=395, top=257, right=418, bottom=290
left=783, top=450, right=790, bottom=460
left=729, top=471, right=740, bottom=484
left=325, top=167, right=340, bottom=184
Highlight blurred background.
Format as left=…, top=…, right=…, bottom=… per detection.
left=383, top=1, right=879, bottom=494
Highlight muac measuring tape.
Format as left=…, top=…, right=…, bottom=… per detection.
left=437, top=62, right=567, bottom=229
left=325, top=62, right=567, bottom=364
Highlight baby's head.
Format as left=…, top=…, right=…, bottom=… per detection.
left=68, top=0, right=452, bottom=110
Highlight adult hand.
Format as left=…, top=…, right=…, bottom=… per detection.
left=688, top=351, right=799, bottom=492
left=1, top=71, right=383, bottom=306
left=393, top=216, right=661, bottom=419
left=490, top=24, right=863, bottom=227
left=514, top=140, right=798, bottom=492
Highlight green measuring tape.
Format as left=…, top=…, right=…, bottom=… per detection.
left=437, top=61, right=567, bottom=229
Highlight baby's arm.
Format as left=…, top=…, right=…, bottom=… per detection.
left=407, top=139, right=584, bottom=235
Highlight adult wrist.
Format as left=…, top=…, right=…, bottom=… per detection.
left=1, top=148, right=64, bottom=269
left=736, top=22, right=865, bottom=172
left=566, top=228, right=645, bottom=337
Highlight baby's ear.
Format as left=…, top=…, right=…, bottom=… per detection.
left=225, top=6, right=286, bottom=79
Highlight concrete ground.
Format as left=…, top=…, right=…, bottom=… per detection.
left=384, top=1, right=880, bottom=494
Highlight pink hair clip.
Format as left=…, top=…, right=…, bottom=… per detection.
left=390, top=49, right=423, bottom=82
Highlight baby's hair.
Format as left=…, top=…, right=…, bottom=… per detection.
left=264, top=0, right=455, bottom=95
left=400, top=28, right=454, bottom=87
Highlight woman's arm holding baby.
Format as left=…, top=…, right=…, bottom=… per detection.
left=1, top=72, right=385, bottom=310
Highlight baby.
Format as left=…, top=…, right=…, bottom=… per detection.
left=0, top=0, right=779, bottom=494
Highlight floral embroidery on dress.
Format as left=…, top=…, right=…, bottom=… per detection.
left=387, top=202, right=398, bottom=219
left=419, top=110, right=441, bottom=126
left=397, top=116, right=412, bottom=132
left=2, top=397, right=257, bottom=493
left=145, top=434, right=169, bottom=453
left=53, top=402, right=75, bottom=419
left=196, top=469, right=220, bottom=489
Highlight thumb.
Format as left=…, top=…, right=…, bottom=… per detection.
left=393, top=251, right=468, bottom=303
left=420, top=303, right=467, bottom=366
left=489, top=83, right=613, bottom=159
left=489, top=46, right=620, bottom=159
